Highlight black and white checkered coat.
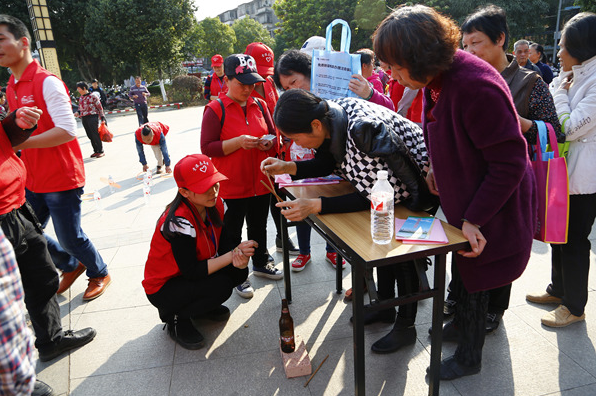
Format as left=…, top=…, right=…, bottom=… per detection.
left=328, top=97, right=431, bottom=210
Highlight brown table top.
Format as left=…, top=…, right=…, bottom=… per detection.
left=284, top=182, right=469, bottom=266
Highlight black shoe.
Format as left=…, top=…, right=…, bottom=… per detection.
left=426, top=355, right=481, bottom=380
left=167, top=315, right=205, bottom=350
left=486, top=312, right=502, bottom=334
left=350, top=308, right=396, bottom=325
left=371, top=325, right=417, bottom=354
left=443, top=299, right=457, bottom=318
left=37, top=328, right=97, bottom=362
left=275, top=237, right=299, bottom=256
left=32, top=380, right=55, bottom=396
left=428, top=320, right=460, bottom=342
left=192, top=305, right=230, bottom=322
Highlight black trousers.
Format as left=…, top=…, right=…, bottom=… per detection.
left=0, top=204, right=63, bottom=349
left=452, top=269, right=489, bottom=367
left=146, top=265, right=247, bottom=323
left=82, top=114, right=103, bottom=154
left=377, top=261, right=418, bottom=325
left=219, top=195, right=270, bottom=267
left=547, top=193, right=596, bottom=316
left=447, top=260, right=511, bottom=315
left=135, top=103, right=149, bottom=126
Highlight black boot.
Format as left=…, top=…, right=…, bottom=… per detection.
left=32, top=380, right=55, bottom=396
left=371, top=323, right=417, bottom=354
left=428, top=319, right=460, bottom=342
left=166, top=315, right=205, bottom=350
left=191, top=305, right=230, bottom=323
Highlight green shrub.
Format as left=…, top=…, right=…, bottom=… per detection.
left=168, top=75, right=203, bottom=105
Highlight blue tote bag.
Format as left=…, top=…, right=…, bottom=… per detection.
left=310, top=19, right=361, bottom=100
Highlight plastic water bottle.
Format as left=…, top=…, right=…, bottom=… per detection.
left=142, top=184, right=151, bottom=205
left=107, top=175, right=115, bottom=194
left=145, top=170, right=153, bottom=186
left=370, top=170, right=394, bottom=244
left=93, top=190, right=102, bottom=211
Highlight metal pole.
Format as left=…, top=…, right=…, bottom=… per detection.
left=553, top=0, right=563, bottom=66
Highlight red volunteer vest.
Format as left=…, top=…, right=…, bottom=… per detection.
left=209, top=73, right=227, bottom=102
left=135, top=121, right=169, bottom=145
left=142, top=198, right=224, bottom=295
left=204, top=95, right=272, bottom=199
left=0, top=123, right=27, bottom=215
left=7, top=61, right=85, bottom=193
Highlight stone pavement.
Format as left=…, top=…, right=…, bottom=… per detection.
left=35, top=106, right=596, bottom=396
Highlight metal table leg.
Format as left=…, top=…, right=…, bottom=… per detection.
left=428, top=254, right=446, bottom=396
left=353, top=260, right=366, bottom=395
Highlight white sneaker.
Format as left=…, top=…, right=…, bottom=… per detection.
left=235, top=280, right=254, bottom=299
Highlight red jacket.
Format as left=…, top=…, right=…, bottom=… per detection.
left=250, top=76, right=283, bottom=158
left=135, top=121, right=169, bottom=145
left=204, top=95, right=273, bottom=199
left=0, top=122, right=26, bottom=215
left=142, top=198, right=224, bottom=295
left=7, top=61, right=85, bottom=193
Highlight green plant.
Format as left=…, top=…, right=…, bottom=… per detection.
left=167, top=75, right=203, bottom=105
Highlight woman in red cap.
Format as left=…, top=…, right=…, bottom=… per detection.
left=142, top=154, right=257, bottom=350
left=204, top=54, right=227, bottom=102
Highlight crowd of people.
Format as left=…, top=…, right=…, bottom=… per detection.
left=1, top=4, right=595, bottom=395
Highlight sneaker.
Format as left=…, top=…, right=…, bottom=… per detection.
left=253, top=262, right=283, bottom=280
left=275, top=237, right=299, bottom=256
left=443, top=299, right=457, bottom=318
left=166, top=315, right=204, bottom=350
left=156, top=166, right=163, bottom=174
left=94, top=152, right=105, bottom=158
left=541, top=305, right=585, bottom=328
left=486, top=312, right=502, bottom=334
left=526, top=291, right=562, bottom=305
left=325, top=252, right=346, bottom=269
left=291, top=254, right=311, bottom=272
left=235, top=280, right=254, bottom=299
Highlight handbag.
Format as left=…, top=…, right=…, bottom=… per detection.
left=532, top=121, right=569, bottom=244
left=310, top=19, right=361, bottom=100
left=98, top=120, right=113, bottom=142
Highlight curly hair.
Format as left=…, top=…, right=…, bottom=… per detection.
left=373, top=5, right=460, bottom=84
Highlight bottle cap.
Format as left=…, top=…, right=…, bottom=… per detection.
left=377, top=170, right=388, bottom=179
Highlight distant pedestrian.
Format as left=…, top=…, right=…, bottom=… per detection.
left=135, top=121, right=172, bottom=174
left=89, top=78, right=107, bottom=108
left=204, top=54, right=227, bottom=102
left=0, top=91, right=7, bottom=121
left=529, top=43, right=555, bottom=84
left=75, top=81, right=106, bottom=158
left=129, top=76, right=150, bottom=126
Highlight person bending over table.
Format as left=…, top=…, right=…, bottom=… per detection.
left=373, top=5, right=537, bottom=380
left=261, top=88, right=438, bottom=354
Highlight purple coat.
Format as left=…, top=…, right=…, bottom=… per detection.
left=423, top=50, right=537, bottom=293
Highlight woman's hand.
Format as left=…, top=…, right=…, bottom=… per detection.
left=560, top=74, right=573, bottom=91
left=457, top=221, right=486, bottom=258
left=425, top=169, right=440, bottom=196
left=261, top=157, right=294, bottom=175
left=276, top=198, right=321, bottom=221
left=232, top=240, right=257, bottom=269
left=257, top=137, right=274, bottom=151
left=349, top=74, right=373, bottom=100
left=237, top=240, right=257, bottom=256
left=238, top=135, right=260, bottom=150
left=16, top=107, right=43, bottom=129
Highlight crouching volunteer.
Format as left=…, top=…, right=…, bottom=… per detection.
left=142, top=154, right=257, bottom=350
left=135, top=121, right=172, bottom=174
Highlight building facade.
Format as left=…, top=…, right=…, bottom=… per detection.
left=218, top=0, right=279, bottom=36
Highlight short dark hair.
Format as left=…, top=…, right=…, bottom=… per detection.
left=0, top=91, right=5, bottom=100
left=0, top=14, right=31, bottom=43
left=373, top=5, right=460, bottom=84
left=530, top=43, right=545, bottom=62
left=356, top=48, right=375, bottom=67
left=142, top=125, right=153, bottom=136
left=273, top=50, right=311, bottom=89
left=461, top=5, right=509, bottom=51
left=76, top=81, right=88, bottom=91
left=273, top=89, right=331, bottom=135
left=561, top=12, right=596, bottom=63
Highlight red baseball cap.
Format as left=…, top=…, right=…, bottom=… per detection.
left=245, top=42, right=274, bottom=77
left=174, top=154, right=228, bottom=194
left=211, top=54, right=224, bottom=67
